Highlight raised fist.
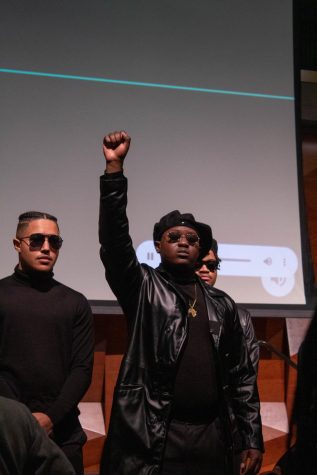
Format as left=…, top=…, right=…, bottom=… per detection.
left=103, top=131, right=131, bottom=166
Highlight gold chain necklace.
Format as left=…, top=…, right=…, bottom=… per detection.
left=188, top=283, right=197, bottom=318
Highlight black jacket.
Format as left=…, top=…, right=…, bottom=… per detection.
left=237, top=306, right=259, bottom=374
left=99, top=173, right=263, bottom=474
left=0, top=396, right=75, bottom=475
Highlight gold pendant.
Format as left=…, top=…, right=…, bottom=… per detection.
left=188, top=306, right=197, bottom=318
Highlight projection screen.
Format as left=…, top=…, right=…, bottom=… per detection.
left=0, top=0, right=310, bottom=307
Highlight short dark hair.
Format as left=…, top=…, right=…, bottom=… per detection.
left=16, top=211, right=59, bottom=237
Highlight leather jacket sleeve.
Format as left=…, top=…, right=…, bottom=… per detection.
left=99, top=173, right=144, bottom=320
left=206, top=289, right=263, bottom=452
left=237, top=306, right=259, bottom=374
left=228, top=302, right=263, bottom=451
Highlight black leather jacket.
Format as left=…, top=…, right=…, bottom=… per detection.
left=99, top=173, right=263, bottom=474
left=237, top=306, right=260, bottom=374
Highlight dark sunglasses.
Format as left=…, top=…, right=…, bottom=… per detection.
left=167, top=231, right=200, bottom=245
left=20, top=233, right=63, bottom=251
left=195, top=259, right=220, bottom=272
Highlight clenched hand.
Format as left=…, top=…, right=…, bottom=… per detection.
left=103, top=130, right=131, bottom=173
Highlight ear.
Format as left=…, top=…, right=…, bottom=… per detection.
left=13, top=237, right=21, bottom=253
left=154, top=241, right=161, bottom=254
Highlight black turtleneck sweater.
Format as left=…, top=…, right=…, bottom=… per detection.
left=168, top=274, right=219, bottom=423
left=0, top=268, right=94, bottom=426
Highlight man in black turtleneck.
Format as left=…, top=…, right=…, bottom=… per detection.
left=0, top=211, right=94, bottom=475
left=98, top=131, right=263, bottom=475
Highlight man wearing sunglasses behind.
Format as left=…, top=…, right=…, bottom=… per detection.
left=196, top=239, right=259, bottom=373
left=0, top=211, right=94, bottom=475
left=98, top=131, right=263, bottom=475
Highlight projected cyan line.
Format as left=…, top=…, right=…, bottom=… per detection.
left=0, top=68, right=294, bottom=101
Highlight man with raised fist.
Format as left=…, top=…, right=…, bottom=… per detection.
left=99, top=131, right=263, bottom=475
